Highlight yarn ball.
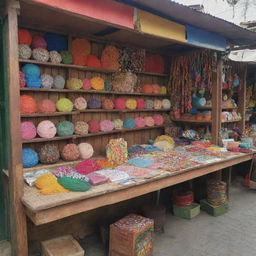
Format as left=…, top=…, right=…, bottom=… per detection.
left=61, top=144, right=80, bottom=161
left=101, top=45, right=120, bottom=70
left=19, top=44, right=32, bottom=59
left=31, top=36, right=47, bottom=49
left=154, top=99, right=162, bottom=109
left=41, top=74, right=53, bottom=88
left=104, top=81, right=112, bottom=91
left=49, top=51, right=62, bottom=63
left=56, top=121, right=74, bottom=136
left=22, top=64, right=40, bottom=77
left=114, top=98, right=126, bottom=110
left=86, top=55, right=101, bottom=68
left=142, top=84, right=153, bottom=94
left=145, top=99, right=154, bottom=109
left=102, top=98, right=114, bottom=110
left=45, top=33, right=68, bottom=51
left=87, top=98, right=101, bottom=109
left=74, top=121, right=89, bottom=135
left=72, top=54, right=87, bottom=66
left=134, top=117, right=145, bottom=128
left=126, top=98, right=137, bottom=110
left=113, top=119, right=123, bottom=129
left=22, top=148, right=39, bottom=168
left=153, top=114, right=164, bottom=125
left=136, top=98, right=145, bottom=109
left=161, top=86, right=167, bottom=94
left=78, top=143, right=94, bottom=159
left=71, top=38, right=91, bottom=57
left=25, top=76, right=41, bottom=88
left=20, top=95, right=37, bottom=114
left=90, top=77, right=104, bottom=91
left=123, top=118, right=136, bottom=129
left=100, top=120, right=115, bottom=132
left=39, top=144, right=60, bottom=164
left=19, top=72, right=26, bottom=88
left=88, top=120, right=100, bottom=133
left=75, top=159, right=100, bottom=175
left=38, top=99, right=56, bottom=114
left=37, top=120, right=56, bottom=138
left=162, top=99, right=171, bottom=109
left=74, top=97, right=87, bottom=110
left=152, top=84, right=161, bottom=94
left=66, top=78, right=83, bottom=90
left=57, top=177, right=91, bottom=192
left=56, top=98, right=73, bottom=112
left=18, top=30, right=32, bottom=45
left=82, top=79, right=91, bottom=91
left=21, top=121, right=37, bottom=140
left=112, top=72, right=137, bottom=93
left=60, top=51, right=72, bottom=64
left=144, top=116, right=155, bottom=127
left=53, top=75, right=65, bottom=89
left=32, top=48, right=49, bottom=62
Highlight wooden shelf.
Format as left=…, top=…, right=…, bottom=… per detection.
left=193, top=106, right=238, bottom=110
left=21, top=111, right=79, bottom=117
left=171, top=119, right=212, bottom=124
left=222, top=120, right=241, bottom=123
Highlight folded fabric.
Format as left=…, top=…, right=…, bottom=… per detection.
left=144, top=145, right=163, bottom=152
left=95, top=169, right=130, bottom=182
left=127, top=158, right=153, bottom=168
left=87, top=173, right=109, bottom=186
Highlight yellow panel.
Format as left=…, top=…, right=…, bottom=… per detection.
left=136, top=9, right=186, bottom=43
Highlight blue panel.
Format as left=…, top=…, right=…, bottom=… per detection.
left=186, top=25, right=227, bottom=51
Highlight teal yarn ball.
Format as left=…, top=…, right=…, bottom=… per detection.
left=56, top=121, right=74, bottom=136
left=22, top=148, right=39, bottom=168
left=57, top=176, right=91, bottom=192
left=104, top=81, right=112, bottom=91
left=123, top=118, right=136, bottom=129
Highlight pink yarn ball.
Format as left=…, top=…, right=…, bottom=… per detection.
left=38, top=99, right=56, bottom=114
left=32, top=36, right=47, bottom=49
left=153, top=114, right=164, bottom=125
left=19, top=71, right=26, bottom=88
left=88, top=120, right=100, bottom=133
left=83, top=78, right=91, bottom=91
left=37, top=120, right=56, bottom=138
left=21, top=121, right=37, bottom=140
left=144, top=116, right=155, bottom=127
left=114, top=98, right=126, bottom=110
left=74, top=97, right=87, bottom=110
left=135, top=117, right=145, bottom=128
left=100, top=120, right=115, bottom=132
left=136, top=98, right=145, bottom=109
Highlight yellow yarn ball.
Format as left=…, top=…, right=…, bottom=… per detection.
left=90, top=76, right=104, bottom=90
left=125, top=98, right=137, bottom=110
left=56, top=98, right=73, bottom=112
left=66, top=78, right=83, bottom=90
left=161, top=86, right=167, bottom=94
left=35, top=174, right=57, bottom=189
left=154, top=99, right=162, bottom=109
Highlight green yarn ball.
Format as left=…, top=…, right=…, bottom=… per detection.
left=104, top=81, right=112, bottom=91
left=60, top=51, right=73, bottom=64
left=56, top=98, right=73, bottom=112
left=57, top=176, right=91, bottom=192
left=56, top=120, right=74, bottom=136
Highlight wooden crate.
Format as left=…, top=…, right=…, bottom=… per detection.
left=173, top=203, right=200, bottom=219
left=41, top=235, right=84, bottom=256
left=109, top=214, right=154, bottom=256
left=200, top=199, right=229, bottom=217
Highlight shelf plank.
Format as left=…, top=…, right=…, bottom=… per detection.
left=21, top=111, right=79, bottom=117
left=222, top=120, right=241, bottom=123
left=171, top=119, right=212, bottom=124
left=193, top=106, right=238, bottom=110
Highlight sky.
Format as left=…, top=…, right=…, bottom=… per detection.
left=173, top=0, right=256, bottom=25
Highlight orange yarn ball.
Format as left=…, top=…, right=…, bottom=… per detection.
left=142, top=84, right=153, bottom=94
left=18, top=29, right=32, bottom=45
left=20, top=95, right=37, bottom=114
left=152, top=84, right=161, bottom=94
left=72, top=54, right=87, bottom=66
left=86, top=55, right=101, bottom=68
left=90, top=77, right=104, bottom=90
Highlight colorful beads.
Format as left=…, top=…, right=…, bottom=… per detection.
left=113, top=119, right=123, bottom=129
left=53, top=75, right=65, bottom=89
left=144, top=116, right=155, bottom=127
left=88, top=120, right=100, bottom=133
left=136, top=98, right=145, bottom=109
left=102, top=98, right=114, bottom=110
left=31, top=36, right=47, bottom=49
left=41, top=74, right=53, bottom=88
left=114, top=98, right=126, bottom=110
left=134, top=117, right=145, bottom=128
left=74, top=121, right=88, bottom=135
left=153, top=114, right=164, bottom=126
left=82, top=78, right=91, bottom=91
left=87, top=98, right=101, bottom=109
left=49, top=50, right=62, bottom=63
left=18, top=30, right=32, bottom=45
left=162, top=99, right=171, bottom=109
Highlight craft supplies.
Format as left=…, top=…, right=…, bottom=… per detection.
left=144, top=116, right=155, bottom=127
left=112, top=72, right=137, bottom=93
left=71, top=38, right=90, bottom=65
left=95, top=169, right=130, bottom=182
left=22, top=63, right=40, bottom=77
left=127, top=158, right=153, bottom=168
left=19, top=44, right=32, bottom=59
left=56, top=98, right=73, bottom=112
left=135, top=117, right=145, bottom=128
left=45, top=33, right=68, bottom=51
left=19, top=72, right=26, bottom=87
left=21, top=121, right=37, bottom=140
left=41, top=74, right=53, bottom=88
left=102, top=98, right=114, bottom=110
left=104, top=81, right=112, bottom=91
left=145, top=53, right=164, bottom=74
left=53, top=75, right=65, bottom=89
left=20, top=95, right=37, bottom=114
left=100, top=120, right=115, bottom=132
left=57, top=177, right=91, bottom=192
left=22, top=148, right=39, bottom=168
left=18, top=29, right=32, bottom=45
left=32, top=48, right=49, bottom=62
left=113, top=119, right=123, bottom=129
left=82, top=78, right=91, bottom=91
left=66, top=78, right=83, bottom=90
left=136, top=98, right=145, bottom=109
left=173, top=190, right=194, bottom=206
left=56, top=120, right=74, bottom=136
left=101, top=45, right=120, bottom=70
left=90, top=76, right=104, bottom=90
left=76, top=159, right=100, bottom=175
left=38, top=99, right=56, bottom=114
left=153, top=114, right=164, bottom=126
left=207, top=180, right=227, bottom=206
left=114, top=97, right=126, bottom=110
left=37, top=120, right=56, bottom=138
left=161, top=86, right=167, bottom=94
left=87, top=98, right=101, bottom=109
left=74, top=121, right=89, bottom=135
left=61, top=144, right=80, bottom=161
left=142, top=84, right=153, bottom=94
left=78, top=143, right=94, bottom=159
left=31, top=36, right=47, bottom=49
left=60, top=50, right=72, bottom=64
left=162, top=99, right=171, bottom=109
left=96, top=158, right=115, bottom=169
left=106, top=138, right=128, bottom=165
left=123, top=117, right=136, bottom=129
left=49, top=50, right=62, bottom=63
left=23, top=169, right=51, bottom=186
left=74, top=97, right=87, bottom=110
left=86, top=55, right=101, bottom=68
left=153, top=99, right=162, bottom=109
left=145, top=99, right=154, bottom=109
left=87, top=173, right=109, bottom=186
left=88, top=120, right=100, bottom=133
left=39, top=144, right=60, bottom=164
left=126, top=98, right=137, bottom=110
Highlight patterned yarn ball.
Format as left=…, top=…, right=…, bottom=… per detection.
left=45, top=33, right=68, bottom=51
left=123, top=118, right=136, bottom=129
left=60, top=51, right=72, bottom=64
left=161, top=86, right=167, bottom=94
left=78, top=143, right=94, bottom=159
left=25, top=76, right=41, bottom=88
left=142, top=84, right=153, bottom=94
left=38, top=99, right=56, bottom=114
left=20, top=95, right=37, bottom=114
left=75, top=159, right=100, bottom=175
left=144, top=116, right=155, bottom=127
left=152, top=84, right=161, bottom=94
left=112, top=72, right=137, bottom=93
left=87, top=98, right=101, bottom=109
left=57, top=177, right=91, bottom=192
left=100, top=120, right=114, bottom=132
left=19, top=44, right=32, bottom=59
left=19, top=72, right=26, bottom=88
left=102, top=98, right=114, bottom=110
left=31, top=36, right=47, bottom=49
left=56, top=121, right=74, bottom=136
left=126, top=98, right=137, bottom=110
left=104, top=81, right=112, bottom=91
left=74, top=121, right=88, bottom=135
left=88, top=120, right=100, bottom=133
left=90, top=77, right=104, bottom=91
left=135, top=117, right=145, bottom=128
left=49, top=51, right=62, bottom=63
left=32, top=48, right=49, bottom=62
left=74, top=97, right=87, bottom=110
left=153, top=114, right=164, bottom=125
left=61, top=144, right=80, bottom=161
left=83, top=79, right=91, bottom=91
left=22, top=64, right=40, bottom=77
left=114, top=98, right=126, bottom=110
left=41, top=74, right=53, bottom=88
left=18, top=30, right=32, bottom=45
left=53, top=75, right=65, bottom=89
left=39, top=144, right=60, bottom=164
left=21, top=121, right=37, bottom=140
left=37, top=120, right=56, bottom=138
left=113, top=119, right=123, bottom=129
left=86, top=55, right=101, bottom=68
left=22, top=148, right=39, bottom=168
left=136, top=98, right=145, bottom=109
left=101, top=45, right=120, bottom=70
left=56, top=98, right=73, bottom=112
left=154, top=99, right=162, bottom=109
left=67, top=78, right=83, bottom=90
left=162, top=99, right=171, bottom=109
left=145, top=99, right=154, bottom=109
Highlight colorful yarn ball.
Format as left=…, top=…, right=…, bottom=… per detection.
left=39, top=144, right=60, bottom=164
left=57, top=176, right=91, bottom=192
left=45, top=33, right=68, bottom=51
left=72, top=54, right=87, bottom=66
left=161, top=86, right=167, bottom=94
left=88, top=120, right=100, bottom=133
left=113, top=119, right=123, bottom=129
left=101, top=45, right=120, bottom=70
left=66, top=78, right=83, bottom=90
left=22, top=148, right=39, bottom=168
left=142, top=84, right=153, bottom=94
left=100, top=120, right=114, bottom=132
left=135, top=117, right=145, bottom=128
left=162, top=99, right=171, bottom=109
left=75, top=159, right=100, bottom=175
left=49, top=51, right=62, bottom=63
left=56, top=121, right=74, bottom=136
left=102, top=98, right=114, bottom=110
left=19, top=44, right=32, bottom=59
left=114, top=98, right=126, bottom=110
left=104, top=81, right=112, bottom=91
left=144, top=116, right=155, bottom=127
left=87, top=98, right=101, bottom=109
left=18, top=30, right=32, bottom=45
left=31, top=36, right=47, bottom=49
left=25, top=76, right=41, bottom=88
left=56, top=98, right=73, bottom=112
left=71, top=38, right=91, bottom=57
left=20, top=95, right=37, bottom=114
left=21, top=121, right=37, bottom=140
left=41, top=74, right=53, bottom=88
left=126, top=98, right=137, bottom=110
left=22, top=64, right=40, bottom=77
left=86, top=55, right=101, bottom=68
left=74, top=121, right=88, bottom=135
left=82, top=79, right=91, bottom=91
left=145, top=99, right=154, bottom=109
left=123, top=118, right=136, bottom=129
left=152, top=84, right=161, bottom=94
left=154, top=99, right=162, bottom=109
left=19, top=72, right=26, bottom=88
left=112, top=72, right=136, bottom=93
left=136, top=98, right=145, bottom=109
left=61, top=144, right=80, bottom=161
left=32, top=48, right=49, bottom=62
left=90, top=77, right=104, bottom=91
left=38, top=99, right=56, bottom=114
left=60, top=51, right=72, bottom=64
left=78, top=143, right=94, bottom=159
left=153, top=114, right=164, bottom=125
left=37, top=120, right=56, bottom=138
left=53, top=75, right=65, bottom=89
left=74, top=97, right=87, bottom=110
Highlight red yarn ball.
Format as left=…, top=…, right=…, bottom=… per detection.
left=153, top=114, right=164, bottom=125
left=38, top=99, right=56, bottom=114
left=86, top=55, right=101, bottom=68
left=75, top=159, right=100, bottom=175
left=18, top=29, right=32, bottom=45
left=142, top=84, right=153, bottom=94
left=114, top=98, right=126, bottom=110
left=136, top=98, right=145, bottom=109
left=20, top=95, right=37, bottom=114
left=88, top=120, right=100, bottom=133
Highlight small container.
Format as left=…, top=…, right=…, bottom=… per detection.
left=173, top=203, right=200, bottom=219
left=200, top=199, right=229, bottom=217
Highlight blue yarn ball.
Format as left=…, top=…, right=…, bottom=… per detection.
left=45, top=33, right=68, bottom=51
left=22, top=64, right=41, bottom=77
left=26, top=76, right=42, bottom=88
left=88, top=98, right=101, bottom=109
left=123, top=118, right=136, bottom=129
left=22, top=148, right=39, bottom=168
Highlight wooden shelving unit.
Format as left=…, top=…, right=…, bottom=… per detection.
left=193, top=106, right=238, bottom=110
left=171, top=119, right=212, bottom=124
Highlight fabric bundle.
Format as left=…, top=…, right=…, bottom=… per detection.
left=71, top=38, right=91, bottom=66
left=39, top=144, right=60, bottom=164
left=20, top=95, right=37, bottom=114
left=38, top=99, right=56, bottom=114
left=74, top=121, right=89, bottom=135
left=112, top=72, right=137, bottom=93
left=61, top=144, right=80, bottom=161
left=37, top=120, right=56, bottom=138
left=19, top=44, right=32, bottom=59
left=86, top=55, right=101, bottom=68
left=101, top=45, right=120, bottom=70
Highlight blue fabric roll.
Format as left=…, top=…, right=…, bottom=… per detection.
left=123, top=118, right=135, bottom=129
left=22, top=148, right=39, bottom=168
left=45, top=33, right=68, bottom=51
